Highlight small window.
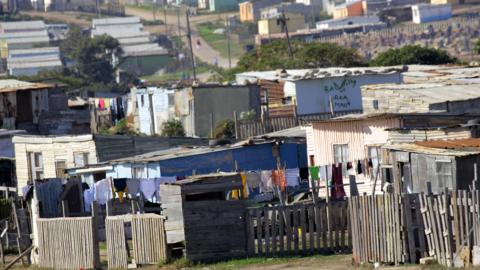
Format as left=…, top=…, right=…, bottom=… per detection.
left=373, top=100, right=379, bottom=110
left=55, top=160, right=67, bottom=179
left=436, top=161, right=452, bottom=190
left=333, top=144, right=349, bottom=175
left=141, top=95, right=145, bottom=107
left=74, top=152, right=89, bottom=168
left=133, top=165, right=146, bottom=179
left=27, top=152, right=44, bottom=181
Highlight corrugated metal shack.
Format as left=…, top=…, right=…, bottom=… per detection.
left=383, top=138, right=480, bottom=194
left=104, top=137, right=307, bottom=178
left=160, top=173, right=246, bottom=261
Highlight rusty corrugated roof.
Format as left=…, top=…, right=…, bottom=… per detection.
left=415, top=138, right=480, bottom=150
left=0, top=79, right=51, bottom=93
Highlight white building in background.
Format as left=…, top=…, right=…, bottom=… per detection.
left=412, top=3, right=451, bottom=24
left=296, top=0, right=322, bottom=6
left=7, top=47, right=62, bottom=76
left=236, top=67, right=404, bottom=117
left=316, top=15, right=381, bottom=30
left=0, top=21, right=62, bottom=76
left=131, top=87, right=175, bottom=136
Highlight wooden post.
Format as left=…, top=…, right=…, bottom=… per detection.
left=210, top=112, right=214, bottom=139
left=234, top=111, right=239, bottom=139
left=11, top=201, right=24, bottom=265
left=61, top=200, right=68, bottom=217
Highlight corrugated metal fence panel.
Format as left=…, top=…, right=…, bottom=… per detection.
left=238, top=117, right=298, bottom=139
left=106, top=217, right=128, bottom=269
left=37, top=217, right=99, bottom=269
left=131, top=214, right=168, bottom=265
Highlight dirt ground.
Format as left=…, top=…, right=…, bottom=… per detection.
left=154, top=255, right=449, bottom=270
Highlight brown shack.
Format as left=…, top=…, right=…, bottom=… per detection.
left=160, top=173, right=246, bottom=261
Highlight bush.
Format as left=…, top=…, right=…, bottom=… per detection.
left=161, top=120, right=186, bottom=137
left=370, top=45, right=456, bottom=66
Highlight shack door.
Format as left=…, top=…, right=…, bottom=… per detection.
left=183, top=200, right=247, bottom=261
left=16, top=90, right=33, bottom=123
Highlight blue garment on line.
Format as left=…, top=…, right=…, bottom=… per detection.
left=35, top=179, right=63, bottom=217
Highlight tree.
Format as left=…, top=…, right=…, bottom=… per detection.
left=60, top=25, right=88, bottom=59
left=474, top=39, right=480, bottom=55
left=72, top=35, right=123, bottom=84
left=161, top=119, right=186, bottom=137
left=214, top=41, right=365, bottom=81
left=214, top=119, right=235, bottom=139
left=370, top=45, right=456, bottom=66
left=297, top=42, right=364, bottom=68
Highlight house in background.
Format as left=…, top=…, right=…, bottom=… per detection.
left=0, top=80, right=52, bottom=131
left=316, top=15, right=382, bottom=30
left=13, top=134, right=209, bottom=192
left=175, top=83, right=261, bottom=138
left=0, top=20, right=61, bottom=76
left=91, top=17, right=172, bottom=77
left=0, top=129, right=26, bottom=187
left=412, top=3, right=451, bottom=24
left=333, top=0, right=364, bottom=19
left=239, top=0, right=283, bottom=22
left=209, top=0, right=237, bottom=12
left=236, top=67, right=404, bottom=120
left=258, top=12, right=306, bottom=35
left=7, top=47, right=62, bottom=76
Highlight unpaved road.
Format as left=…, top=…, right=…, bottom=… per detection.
left=125, top=6, right=238, bottom=69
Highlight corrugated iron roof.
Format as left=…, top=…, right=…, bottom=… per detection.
left=415, top=138, right=480, bottom=150
left=92, top=16, right=140, bottom=27
left=0, top=79, right=51, bottom=93
left=236, top=66, right=405, bottom=83
left=363, top=83, right=480, bottom=105
left=0, top=21, right=46, bottom=31
left=384, top=143, right=480, bottom=157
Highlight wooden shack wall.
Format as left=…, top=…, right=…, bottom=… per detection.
left=392, top=151, right=458, bottom=194
left=183, top=200, right=246, bottom=262
left=455, top=155, right=480, bottom=190
left=159, top=184, right=184, bottom=244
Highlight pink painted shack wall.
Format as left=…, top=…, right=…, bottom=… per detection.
left=307, top=117, right=402, bottom=167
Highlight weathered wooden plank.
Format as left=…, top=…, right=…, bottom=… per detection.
left=265, top=209, right=271, bottom=256
left=256, top=208, right=263, bottom=256
left=300, top=206, right=307, bottom=254
left=308, top=205, right=315, bottom=254
left=271, top=208, right=277, bottom=256
left=279, top=208, right=285, bottom=254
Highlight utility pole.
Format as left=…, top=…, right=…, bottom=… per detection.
left=186, top=9, right=197, bottom=81
left=152, top=2, right=157, bottom=22
left=164, top=6, right=168, bottom=35
left=96, top=0, right=101, bottom=18
left=226, top=17, right=232, bottom=69
left=278, top=12, right=293, bottom=59
left=177, top=7, right=181, bottom=39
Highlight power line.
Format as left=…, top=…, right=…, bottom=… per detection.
left=185, top=9, right=196, bottom=81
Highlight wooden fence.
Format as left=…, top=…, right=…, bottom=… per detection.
left=131, top=214, right=168, bottom=265
left=37, top=217, right=100, bottom=269
left=237, top=117, right=298, bottom=139
left=419, top=190, right=480, bottom=267
left=246, top=201, right=350, bottom=256
left=106, top=214, right=168, bottom=268
left=349, top=194, right=427, bottom=265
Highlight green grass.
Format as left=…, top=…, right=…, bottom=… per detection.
left=197, top=21, right=250, bottom=59
left=159, top=254, right=348, bottom=270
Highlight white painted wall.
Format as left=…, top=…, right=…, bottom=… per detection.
left=293, top=73, right=403, bottom=116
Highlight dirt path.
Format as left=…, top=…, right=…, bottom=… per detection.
left=126, top=6, right=238, bottom=69
left=20, top=11, right=91, bottom=27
